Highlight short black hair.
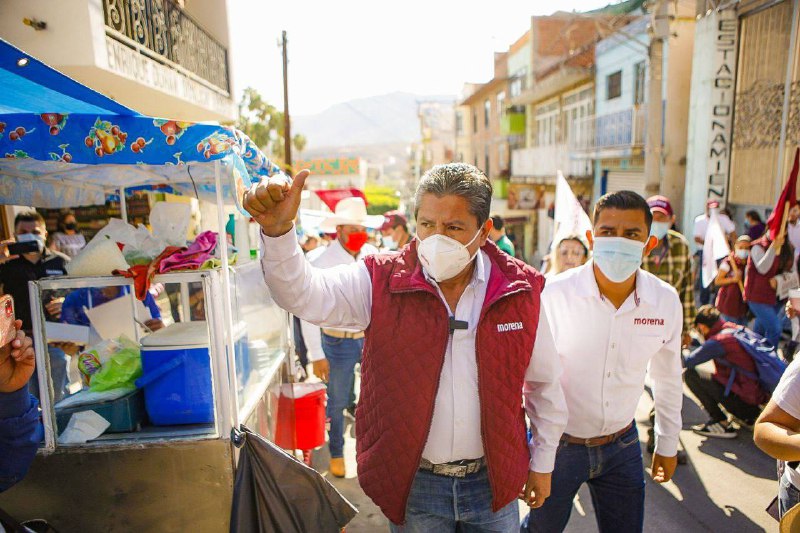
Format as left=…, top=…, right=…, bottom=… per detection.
left=694, top=305, right=721, bottom=328
left=14, top=210, right=46, bottom=229
left=490, top=215, right=504, bottom=231
left=745, top=210, right=763, bottom=223
left=593, top=190, right=653, bottom=230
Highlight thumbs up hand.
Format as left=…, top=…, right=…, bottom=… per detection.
left=243, top=169, right=310, bottom=237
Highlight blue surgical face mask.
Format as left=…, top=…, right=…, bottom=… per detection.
left=592, top=236, right=646, bottom=283
left=650, top=221, right=670, bottom=240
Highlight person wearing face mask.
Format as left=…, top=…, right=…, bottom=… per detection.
left=245, top=163, right=567, bottom=531
left=714, top=236, right=752, bottom=326
left=50, top=211, right=86, bottom=259
left=684, top=305, right=768, bottom=439
left=297, top=197, right=381, bottom=478
left=523, top=191, right=683, bottom=533
left=379, top=210, right=412, bottom=252
left=0, top=212, right=71, bottom=402
left=643, top=195, right=696, bottom=346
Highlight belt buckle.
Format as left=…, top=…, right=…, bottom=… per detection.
left=585, top=438, right=600, bottom=448
left=433, top=464, right=467, bottom=478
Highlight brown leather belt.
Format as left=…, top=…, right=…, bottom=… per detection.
left=561, top=422, right=634, bottom=447
left=321, top=328, right=365, bottom=340
left=419, top=457, right=485, bottom=478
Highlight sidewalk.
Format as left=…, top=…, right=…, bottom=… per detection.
left=309, top=383, right=777, bottom=532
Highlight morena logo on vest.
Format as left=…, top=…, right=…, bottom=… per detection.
left=633, top=317, right=665, bottom=326
left=497, top=321, right=524, bottom=332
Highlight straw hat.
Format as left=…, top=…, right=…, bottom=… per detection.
left=781, top=502, right=800, bottom=533
left=319, top=197, right=384, bottom=233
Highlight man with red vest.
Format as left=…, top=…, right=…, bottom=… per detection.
left=243, top=163, right=568, bottom=530
left=684, top=305, right=768, bottom=438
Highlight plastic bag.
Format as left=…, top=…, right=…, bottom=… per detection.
left=66, top=234, right=129, bottom=277
left=88, top=336, right=142, bottom=392
left=149, top=201, right=191, bottom=247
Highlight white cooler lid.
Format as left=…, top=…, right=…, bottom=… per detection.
left=141, top=321, right=210, bottom=347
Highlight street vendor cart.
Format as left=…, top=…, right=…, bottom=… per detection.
left=0, top=39, right=298, bottom=531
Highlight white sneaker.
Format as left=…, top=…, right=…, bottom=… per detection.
left=692, top=421, right=738, bottom=439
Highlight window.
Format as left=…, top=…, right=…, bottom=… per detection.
left=484, top=152, right=490, bottom=178
left=606, top=70, right=622, bottom=100
left=484, top=99, right=491, bottom=128
left=510, top=69, right=527, bottom=98
left=535, top=100, right=559, bottom=146
left=456, top=111, right=464, bottom=135
left=472, top=111, right=478, bottom=133
left=634, top=62, right=646, bottom=105
left=497, top=92, right=506, bottom=120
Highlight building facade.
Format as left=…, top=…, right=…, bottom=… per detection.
left=683, top=0, right=800, bottom=236
left=0, top=0, right=236, bottom=122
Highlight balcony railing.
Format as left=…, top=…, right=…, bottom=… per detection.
left=511, top=144, right=592, bottom=179
left=569, top=106, right=647, bottom=151
left=103, top=0, right=230, bottom=93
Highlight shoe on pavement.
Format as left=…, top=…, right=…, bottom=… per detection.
left=329, top=457, right=346, bottom=478
left=692, top=421, right=738, bottom=439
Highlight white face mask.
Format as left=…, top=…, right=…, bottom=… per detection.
left=16, top=232, right=45, bottom=253
left=592, top=236, right=646, bottom=283
left=382, top=237, right=397, bottom=249
left=417, top=229, right=482, bottom=282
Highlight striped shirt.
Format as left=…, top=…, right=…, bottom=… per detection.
left=642, top=229, right=696, bottom=335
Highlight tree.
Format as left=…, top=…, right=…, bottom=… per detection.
left=236, top=87, right=308, bottom=167
left=292, top=134, right=307, bottom=159
left=364, top=185, right=401, bottom=215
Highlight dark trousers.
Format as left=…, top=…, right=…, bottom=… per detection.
left=522, top=424, right=645, bottom=533
left=292, top=316, right=308, bottom=368
left=684, top=366, right=761, bottom=424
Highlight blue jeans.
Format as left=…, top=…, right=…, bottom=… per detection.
left=322, top=333, right=363, bottom=458
left=748, top=301, right=784, bottom=348
left=522, top=424, right=644, bottom=533
left=389, top=467, right=519, bottom=532
left=780, top=471, right=800, bottom=518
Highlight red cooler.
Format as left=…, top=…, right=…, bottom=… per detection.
left=274, top=383, right=326, bottom=451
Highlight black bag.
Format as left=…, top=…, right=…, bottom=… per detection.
left=229, top=425, right=357, bottom=533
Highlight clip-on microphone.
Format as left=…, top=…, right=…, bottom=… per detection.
left=449, top=316, right=468, bottom=334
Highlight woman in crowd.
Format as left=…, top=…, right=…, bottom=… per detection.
left=746, top=210, right=767, bottom=241
left=715, top=236, right=751, bottom=326
left=745, top=229, right=794, bottom=348
left=50, top=211, right=86, bottom=258
left=545, top=234, right=589, bottom=278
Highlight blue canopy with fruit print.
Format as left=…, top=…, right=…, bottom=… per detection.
left=0, top=38, right=283, bottom=210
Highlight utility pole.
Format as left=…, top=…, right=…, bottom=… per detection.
left=281, top=30, right=292, bottom=171
left=644, top=0, right=668, bottom=198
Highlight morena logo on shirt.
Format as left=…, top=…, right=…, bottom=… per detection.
left=634, top=317, right=665, bottom=326
left=497, top=321, right=524, bottom=332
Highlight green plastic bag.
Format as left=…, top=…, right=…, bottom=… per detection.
left=89, top=337, right=142, bottom=392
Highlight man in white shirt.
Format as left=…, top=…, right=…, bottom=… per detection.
left=299, top=197, right=381, bottom=478
left=786, top=204, right=800, bottom=265
left=523, top=190, right=683, bottom=533
left=244, top=163, right=568, bottom=530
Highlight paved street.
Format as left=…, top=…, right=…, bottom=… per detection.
left=313, top=370, right=778, bottom=532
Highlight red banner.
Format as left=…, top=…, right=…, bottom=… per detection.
left=313, top=188, right=367, bottom=212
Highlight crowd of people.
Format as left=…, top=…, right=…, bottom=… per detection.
left=4, top=161, right=800, bottom=530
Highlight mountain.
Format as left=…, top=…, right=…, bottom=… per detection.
left=292, top=92, right=455, bottom=150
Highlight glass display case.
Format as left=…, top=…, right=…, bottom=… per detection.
left=28, top=263, right=291, bottom=450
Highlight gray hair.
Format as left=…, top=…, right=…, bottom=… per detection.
left=414, top=163, right=493, bottom=226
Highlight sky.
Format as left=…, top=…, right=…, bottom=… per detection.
left=228, top=0, right=618, bottom=116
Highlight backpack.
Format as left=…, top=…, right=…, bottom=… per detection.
left=716, top=327, right=788, bottom=397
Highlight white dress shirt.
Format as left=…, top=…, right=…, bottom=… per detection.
left=299, top=239, right=378, bottom=362
left=261, top=227, right=568, bottom=472
left=542, top=261, right=683, bottom=456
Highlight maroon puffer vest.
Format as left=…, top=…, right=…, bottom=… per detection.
left=716, top=257, right=748, bottom=318
left=744, top=236, right=779, bottom=304
left=357, top=240, right=543, bottom=525
left=709, top=322, right=769, bottom=406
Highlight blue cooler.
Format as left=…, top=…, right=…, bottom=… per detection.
left=136, top=322, right=214, bottom=426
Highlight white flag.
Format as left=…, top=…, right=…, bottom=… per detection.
left=552, top=171, right=592, bottom=249
left=702, top=209, right=731, bottom=288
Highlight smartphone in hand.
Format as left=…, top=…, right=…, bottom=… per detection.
left=0, top=295, right=15, bottom=348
